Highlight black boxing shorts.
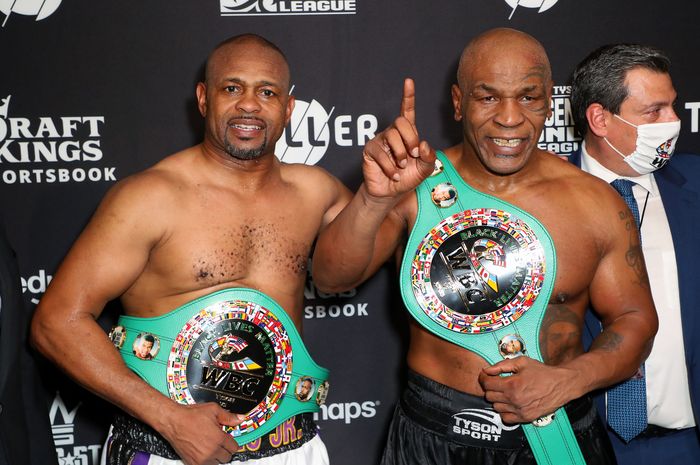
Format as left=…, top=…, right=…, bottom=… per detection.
left=380, top=370, right=617, bottom=465
left=106, top=412, right=318, bottom=464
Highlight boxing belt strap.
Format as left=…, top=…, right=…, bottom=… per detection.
left=399, top=151, right=585, bottom=465
left=109, top=288, right=329, bottom=446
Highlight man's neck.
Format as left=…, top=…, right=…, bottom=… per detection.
left=445, top=143, right=543, bottom=194
left=198, top=141, right=281, bottom=190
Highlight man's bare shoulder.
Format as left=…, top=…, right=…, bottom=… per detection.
left=279, top=162, right=351, bottom=204
left=540, top=151, right=616, bottom=195
left=279, top=161, right=341, bottom=186
left=104, top=147, right=200, bottom=207
left=537, top=151, right=629, bottom=227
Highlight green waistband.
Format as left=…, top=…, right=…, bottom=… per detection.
left=399, top=151, right=584, bottom=465
left=110, top=288, right=329, bottom=445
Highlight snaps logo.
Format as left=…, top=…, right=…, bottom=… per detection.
left=452, top=408, right=520, bottom=442
left=1, top=0, right=61, bottom=27
left=505, top=0, right=558, bottom=19
left=21, top=268, right=52, bottom=305
left=0, top=94, right=117, bottom=184
left=221, top=0, right=356, bottom=16
left=538, top=85, right=580, bottom=156
left=50, top=391, right=102, bottom=465
left=315, top=400, right=378, bottom=424
left=274, top=87, right=377, bottom=165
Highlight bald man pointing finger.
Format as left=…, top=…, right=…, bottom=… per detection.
left=312, top=28, right=656, bottom=464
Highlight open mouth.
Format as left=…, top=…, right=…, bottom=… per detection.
left=230, top=122, right=264, bottom=131
left=492, top=138, right=524, bottom=148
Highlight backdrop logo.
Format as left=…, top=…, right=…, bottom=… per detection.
left=274, top=86, right=377, bottom=165
left=220, top=0, right=356, bottom=16
left=505, top=0, right=558, bottom=19
left=315, top=400, right=379, bottom=424
left=50, top=391, right=102, bottom=465
left=1, top=0, right=62, bottom=27
left=538, top=85, right=580, bottom=155
left=0, top=94, right=117, bottom=184
left=685, top=102, right=700, bottom=133
left=21, top=268, right=52, bottom=305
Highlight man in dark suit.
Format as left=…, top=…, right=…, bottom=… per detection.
left=569, top=44, right=700, bottom=464
left=0, top=219, right=58, bottom=465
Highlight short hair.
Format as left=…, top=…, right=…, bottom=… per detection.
left=204, top=33, right=289, bottom=85
left=570, top=44, right=670, bottom=137
left=143, top=334, right=155, bottom=344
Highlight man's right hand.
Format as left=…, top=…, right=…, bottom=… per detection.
left=159, top=402, right=243, bottom=465
left=362, top=78, right=436, bottom=200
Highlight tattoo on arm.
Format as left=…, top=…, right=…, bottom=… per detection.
left=618, top=209, right=649, bottom=288
left=591, top=330, right=623, bottom=352
left=539, top=304, right=581, bottom=364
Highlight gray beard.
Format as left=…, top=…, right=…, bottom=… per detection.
left=224, top=127, right=268, bottom=160
left=225, top=140, right=266, bottom=160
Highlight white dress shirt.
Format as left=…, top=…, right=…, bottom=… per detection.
left=581, top=142, right=695, bottom=429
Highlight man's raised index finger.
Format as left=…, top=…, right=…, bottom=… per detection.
left=400, top=78, right=416, bottom=125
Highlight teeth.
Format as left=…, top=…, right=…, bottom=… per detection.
left=232, top=124, right=262, bottom=130
left=492, top=138, right=522, bottom=147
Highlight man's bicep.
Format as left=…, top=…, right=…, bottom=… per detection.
left=320, top=176, right=353, bottom=228
left=588, top=204, right=655, bottom=327
left=42, top=182, right=164, bottom=317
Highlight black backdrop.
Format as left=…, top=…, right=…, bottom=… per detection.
left=2, top=1, right=699, bottom=464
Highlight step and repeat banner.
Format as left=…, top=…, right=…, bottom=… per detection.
left=1, top=1, right=699, bottom=464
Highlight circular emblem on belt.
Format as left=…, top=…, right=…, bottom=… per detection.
left=166, top=299, right=292, bottom=437
left=294, top=376, right=315, bottom=402
left=431, top=182, right=458, bottom=208
left=411, top=208, right=546, bottom=333
left=133, top=332, right=159, bottom=360
left=498, top=334, right=526, bottom=359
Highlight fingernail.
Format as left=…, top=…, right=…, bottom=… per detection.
left=411, top=147, right=419, bottom=158
left=392, top=173, right=401, bottom=182
left=399, top=158, right=407, bottom=168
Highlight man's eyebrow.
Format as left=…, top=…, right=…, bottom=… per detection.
left=222, top=77, right=281, bottom=87
left=472, top=83, right=497, bottom=93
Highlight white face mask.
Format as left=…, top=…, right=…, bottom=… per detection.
left=604, top=114, right=681, bottom=175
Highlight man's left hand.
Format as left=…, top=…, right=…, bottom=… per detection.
left=478, top=357, right=577, bottom=424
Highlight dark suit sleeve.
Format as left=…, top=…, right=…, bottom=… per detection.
left=0, top=222, right=58, bottom=465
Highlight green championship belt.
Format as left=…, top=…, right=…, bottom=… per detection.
left=399, top=151, right=585, bottom=465
left=108, top=288, right=329, bottom=445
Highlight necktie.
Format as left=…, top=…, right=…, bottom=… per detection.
left=607, top=178, right=647, bottom=442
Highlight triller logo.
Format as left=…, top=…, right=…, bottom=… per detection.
left=0, top=0, right=62, bottom=27
left=274, top=86, right=377, bottom=165
left=220, top=0, right=356, bottom=16
left=504, top=0, right=558, bottom=20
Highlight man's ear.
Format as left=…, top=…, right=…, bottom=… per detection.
left=586, top=103, right=609, bottom=138
left=196, top=82, right=207, bottom=117
left=451, top=84, right=463, bottom=122
left=285, top=95, right=295, bottom=126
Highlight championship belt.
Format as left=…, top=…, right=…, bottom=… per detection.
left=109, top=288, right=329, bottom=445
left=399, top=152, right=585, bottom=465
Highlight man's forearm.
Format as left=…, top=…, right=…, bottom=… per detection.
left=313, top=183, right=401, bottom=292
left=31, top=307, right=178, bottom=431
left=561, top=312, right=656, bottom=399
